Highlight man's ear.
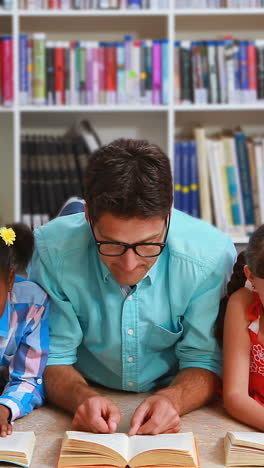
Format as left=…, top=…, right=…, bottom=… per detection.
left=244, top=264, right=255, bottom=286
left=85, top=204, right=89, bottom=224
left=8, top=269, right=15, bottom=292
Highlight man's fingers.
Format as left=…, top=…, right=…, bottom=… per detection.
left=129, top=403, right=149, bottom=436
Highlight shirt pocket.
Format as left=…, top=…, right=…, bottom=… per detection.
left=146, top=320, right=183, bottom=352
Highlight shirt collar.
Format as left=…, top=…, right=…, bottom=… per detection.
left=0, top=294, right=10, bottom=338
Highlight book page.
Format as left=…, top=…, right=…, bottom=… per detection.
left=229, top=431, right=264, bottom=449
left=65, top=431, right=129, bottom=460
left=0, top=432, right=35, bottom=457
left=127, top=432, right=195, bottom=460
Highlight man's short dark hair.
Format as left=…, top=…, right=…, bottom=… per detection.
left=84, top=138, right=173, bottom=222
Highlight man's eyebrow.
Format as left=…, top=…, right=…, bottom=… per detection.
left=96, top=227, right=163, bottom=243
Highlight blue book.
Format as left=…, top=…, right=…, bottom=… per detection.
left=19, top=33, right=28, bottom=105
left=188, top=141, right=200, bottom=218
left=174, top=141, right=182, bottom=211
left=180, top=141, right=190, bottom=215
left=239, top=40, right=249, bottom=104
left=161, top=39, right=169, bottom=105
left=226, top=165, right=242, bottom=225
left=234, top=130, right=255, bottom=227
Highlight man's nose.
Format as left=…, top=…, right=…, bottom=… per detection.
left=120, top=247, right=139, bottom=271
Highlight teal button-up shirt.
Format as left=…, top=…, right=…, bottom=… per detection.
left=29, top=208, right=236, bottom=392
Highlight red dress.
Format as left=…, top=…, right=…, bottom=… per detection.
left=248, top=292, right=264, bottom=405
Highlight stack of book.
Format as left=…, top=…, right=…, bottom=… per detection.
left=174, top=126, right=263, bottom=238
left=19, top=33, right=168, bottom=106
left=174, top=37, right=264, bottom=105
left=19, top=0, right=168, bottom=9
left=0, top=36, right=13, bottom=107
left=21, top=119, right=101, bottom=229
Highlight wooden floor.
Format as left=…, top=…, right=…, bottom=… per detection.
left=2, top=387, right=256, bottom=468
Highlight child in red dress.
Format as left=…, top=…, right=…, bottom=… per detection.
left=216, top=225, right=264, bottom=431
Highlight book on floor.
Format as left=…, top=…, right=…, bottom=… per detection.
left=0, top=431, right=35, bottom=468
left=225, top=431, right=264, bottom=466
left=57, top=431, right=199, bottom=468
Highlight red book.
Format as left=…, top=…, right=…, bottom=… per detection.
left=1, top=36, right=13, bottom=107
left=55, top=45, right=65, bottom=105
left=248, top=41, right=257, bottom=102
left=105, top=43, right=117, bottom=105
left=0, top=39, right=2, bottom=105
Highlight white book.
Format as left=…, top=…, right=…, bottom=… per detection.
left=194, top=126, right=212, bottom=223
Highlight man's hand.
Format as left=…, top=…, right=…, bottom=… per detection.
left=72, top=395, right=121, bottom=433
left=129, top=395, right=180, bottom=435
left=0, top=405, right=12, bottom=437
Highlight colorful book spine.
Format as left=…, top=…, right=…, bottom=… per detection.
left=152, top=39, right=161, bottom=104
left=239, top=40, right=249, bottom=104
left=161, top=39, right=168, bottom=105
left=247, top=40, right=257, bottom=103
left=1, top=36, right=13, bottom=107
left=189, top=140, right=200, bottom=218
left=32, top=33, right=46, bottom=105
left=174, top=141, right=182, bottom=211
left=55, top=42, right=65, bottom=105
left=19, top=33, right=28, bottom=105
left=46, top=41, right=55, bottom=105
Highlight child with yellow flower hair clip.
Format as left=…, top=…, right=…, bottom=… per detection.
left=0, top=223, right=49, bottom=437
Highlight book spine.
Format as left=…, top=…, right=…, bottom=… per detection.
left=46, top=41, right=55, bottom=105
left=180, top=40, right=193, bottom=104
left=181, top=141, right=190, bottom=215
left=19, top=33, right=28, bottom=105
left=27, top=39, right=33, bottom=105
left=32, top=33, right=46, bottom=105
left=55, top=42, right=65, bottom=105
left=174, top=41, right=181, bottom=104
left=161, top=39, right=169, bottom=105
left=189, top=140, right=200, bottom=218
left=247, top=40, right=257, bottom=103
left=256, top=40, right=264, bottom=101
left=85, top=42, right=93, bottom=105
left=152, top=39, right=161, bottom=104
left=174, top=141, right=182, bottom=211
left=239, top=40, right=249, bottom=104
left=64, top=41, right=71, bottom=105
left=2, top=36, right=13, bottom=107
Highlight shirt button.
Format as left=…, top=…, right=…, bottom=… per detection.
left=128, top=382, right=134, bottom=387
left=127, top=295, right=133, bottom=301
left=128, top=356, right=134, bottom=362
left=127, top=329, right=134, bottom=335
left=37, top=378, right=42, bottom=384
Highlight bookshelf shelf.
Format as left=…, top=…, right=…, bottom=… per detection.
left=174, top=105, right=264, bottom=112
left=0, top=1, right=260, bottom=246
left=20, top=105, right=169, bottom=112
left=18, top=9, right=169, bottom=16
left=174, top=8, right=264, bottom=16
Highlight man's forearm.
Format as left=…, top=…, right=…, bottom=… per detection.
left=156, top=367, right=220, bottom=416
left=44, top=365, right=100, bottom=414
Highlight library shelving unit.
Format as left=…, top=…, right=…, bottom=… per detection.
left=1, top=2, right=263, bottom=246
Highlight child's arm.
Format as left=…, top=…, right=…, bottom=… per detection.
left=0, top=296, right=49, bottom=424
left=223, top=287, right=264, bottom=431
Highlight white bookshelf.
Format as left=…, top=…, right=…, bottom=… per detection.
left=0, top=2, right=262, bottom=246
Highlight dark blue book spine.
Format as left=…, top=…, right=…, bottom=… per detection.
left=174, top=141, right=182, bottom=211
left=181, top=141, right=190, bottom=215
left=239, top=40, right=249, bottom=104
left=188, top=140, right=200, bottom=218
left=19, top=33, right=28, bottom=105
left=234, top=131, right=255, bottom=226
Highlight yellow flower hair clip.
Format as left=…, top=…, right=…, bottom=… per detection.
left=0, top=227, right=16, bottom=246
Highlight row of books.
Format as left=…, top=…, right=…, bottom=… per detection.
left=19, top=0, right=167, bottom=9
left=175, top=0, right=264, bottom=7
left=19, top=34, right=169, bottom=106
left=0, top=429, right=262, bottom=468
left=0, top=36, right=13, bottom=107
left=175, top=38, right=264, bottom=105
left=176, top=126, right=264, bottom=237
left=21, top=120, right=101, bottom=229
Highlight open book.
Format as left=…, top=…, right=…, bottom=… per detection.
left=225, top=431, right=264, bottom=466
left=57, top=431, right=199, bottom=468
left=0, top=431, right=35, bottom=467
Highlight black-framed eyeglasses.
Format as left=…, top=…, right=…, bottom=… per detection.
left=89, top=214, right=171, bottom=258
